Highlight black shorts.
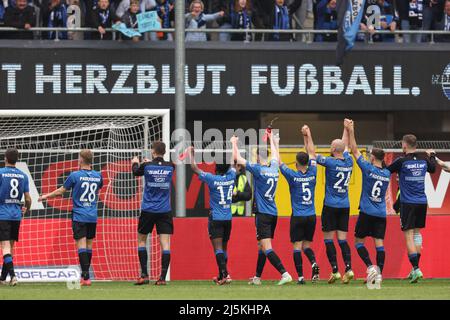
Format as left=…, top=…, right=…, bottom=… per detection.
left=290, top=215, right=316, bottom=242
left=72, top=221, right=97, bottom=240
left=400, top=203, right=427, bottom=231
left=321, top=205, right=350, bottom=232
left=354, top=212, right=386, bottom=239
left=0, top=220, right=21, bottom=241
left=255, top=213, right=278, bottom=240
left=138, top=211, right=173, bottom=235
left=208, top=217, right=232, bottom=242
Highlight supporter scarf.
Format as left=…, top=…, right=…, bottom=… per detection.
left=273, top=5, right=289, bottom=40
left=195, top=13, right=206, bottom=28
left=445, top=14, right=450, bottom=31
left=99, top=9, right=110, bottom=25
left=231, top=9, right=250, bottom=29
left=158, top=2, right=171, bottom=28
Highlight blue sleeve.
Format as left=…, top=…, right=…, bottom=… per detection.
left=309, top=159, right=318, bottom=175
left=198, top=171, right=214, bottom=186
left=357, top=155, right=370, bottom=173
left=316, top=154, right=330, bottom=167
left=280, top=164, right=295, bottom=182
left=246, top=161, right=260, bottom=177
left=227, top=168, right=237, bottom=180
left=23, top=175, right=30, bottom=193
left=63, top=173, right=75, bottom=190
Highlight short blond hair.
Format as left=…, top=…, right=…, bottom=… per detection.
left=190, top=0, right=204, bottom=11
left=80, top=149, right=93, bottom=165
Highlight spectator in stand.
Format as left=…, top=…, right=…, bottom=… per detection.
left=156, top=0, right=174, bottom=41
left=121, top=0, right=141, bottom=41
left=269, top=0, right=292, bottom=41
left=315, top=0, right=337, bottom=42
left=213, top=0, right=233, bottom=42
left=3, top=0, right=36, bottom=39
left=46, top=0, right=67, bottom=40
left=185, top=0, right=224, bottom=41
left=115, top=0, right=155, bottom=18
left=91, top=0, right=119, bottom=39
left=230, top=0, right=252, bottom=41
left=422, top=0, right=445, bottom=41
left=436, top=0, right=450, bottom=42
left=360, top=0, right=397, bottom=42
left=397, top=0, right=423, bottom=43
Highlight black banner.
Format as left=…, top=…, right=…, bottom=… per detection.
left=0, top=41, right=449, bottom=111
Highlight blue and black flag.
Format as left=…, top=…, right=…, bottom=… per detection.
left=336, top=0, right=366, bottom=66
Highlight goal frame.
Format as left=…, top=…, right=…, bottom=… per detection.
left=0, top=108, right=171, bottom=282
left=0, top=109, right=171, bottom=161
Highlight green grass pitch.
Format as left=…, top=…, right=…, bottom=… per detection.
left=1, top=279, right=449, bottom=300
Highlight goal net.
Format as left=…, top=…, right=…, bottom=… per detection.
left=0, top=109, right=170, bottom=281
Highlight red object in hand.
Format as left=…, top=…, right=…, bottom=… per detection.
left=178, top=149, right=189, bottom=161
left=262, top=126, right=272, bottom=142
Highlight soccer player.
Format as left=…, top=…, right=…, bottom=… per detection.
left=345, top=120, right=390, bottom=287
left=132, top=141, right=174, bottom=286
left=186, top=140, right=237, bottom=285
left=0, top=148, right=32, bottom=286
left=387, top=135, right=436, bottom=283
left=232, top=132, right=292, bottom=286
left=314, top=119, right=354, bottom=284
left=279, top=125, right=320, bottom=285
left=39, top=150, right=103, bottom=286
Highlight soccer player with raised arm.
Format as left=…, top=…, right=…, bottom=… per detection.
left=386, top=135, right=436, bottom=283
left=314, top=120, right=354, bottom=284
left=186, top=140, right=237, bottom=285
left=279, top=125, right=320, bottom=285
left=0, top=148, right=32, bottom=286
left=39, top=150, right=103, bottom=286
left=132, top=141, right=174, bottom=286
left=345, top=120, right=390, bottom=287
left=232, top=132, right=292, bottom=286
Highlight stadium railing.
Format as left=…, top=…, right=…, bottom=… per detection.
left=0, top=27, right=449, bottom=43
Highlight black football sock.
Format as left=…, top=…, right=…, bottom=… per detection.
left=293, top=250, right=303, bottom=277
left=0, top=262, right=7, bottom=281
left=87, top=248, right=93, bottom=268
left=303, top=247, right=316, bottom=265
left=255, top=250, right=266, bottom=278
left=78, top=249, right=90, bottom=280
left=223, top=251, right=229, bottom=275
left=338, top=240, right=352, bottom=272
left=376, top=246, right=385, bottom=274
left=160, top=250, right=171, bottom=281
left=138, top=246, right=148, bottom=277
left=417, top=252, right=421, bottom=264
left=3, top=254, right=14, bottom=279
left=324, top=239, right=338, bottom=273
left=265, top=249, right=286, bottom=275
left=355, top=243, right=372, bottom=267
left=408, top=253, right=419, bottom=270
left=215, top=250, right=227, bottom=279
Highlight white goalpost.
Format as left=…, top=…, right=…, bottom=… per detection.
left=0, top=109, right=170, bottom=282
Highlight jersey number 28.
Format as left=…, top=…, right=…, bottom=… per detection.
left=80, top=182, right=98, bottom=202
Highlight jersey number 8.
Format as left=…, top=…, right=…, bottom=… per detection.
left=10, top=178, right=19, bottom=199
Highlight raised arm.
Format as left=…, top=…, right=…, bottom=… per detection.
left=436, top=157, right=450, bottom=173
left=302, top=125, right=316, bottom=159
left=231, top=136, right=246, bottom=166
left=187, top=146, right=202, bottom=175
left=345, top=119, right=361, bottom=158
left=342, top=119, right=350, bottom=151
left=268, top=131, right=280, bottom=162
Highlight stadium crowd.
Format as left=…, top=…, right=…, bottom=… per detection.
left=0, top=0, right=449, bottom=42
